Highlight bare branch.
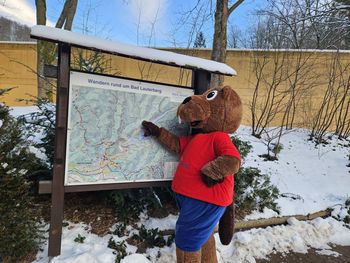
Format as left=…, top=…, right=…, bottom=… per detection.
left=228, top=0, right=245, bottom=16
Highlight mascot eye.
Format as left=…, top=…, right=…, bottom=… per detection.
left=206, top=90, right=218, bottom=101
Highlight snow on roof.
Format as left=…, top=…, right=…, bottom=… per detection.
left=168, top=47, right=350, bottom=54
left=30, top=25, right=236, bottom=76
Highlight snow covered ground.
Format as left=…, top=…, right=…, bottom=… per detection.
left=10, top=107, right=350, bottom=263
left=10, top=106, right=39, bottom=117
left=34, top=215, right=350, bottom=263
left=236, top=126, right=350, bottom=219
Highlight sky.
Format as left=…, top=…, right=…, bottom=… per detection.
left=0, top=0, right=267, bottom=47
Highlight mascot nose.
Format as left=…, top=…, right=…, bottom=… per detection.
left=182, top=96, right=192, bottom=104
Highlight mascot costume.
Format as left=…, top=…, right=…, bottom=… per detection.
left=142, top=85, right=242, bottom=263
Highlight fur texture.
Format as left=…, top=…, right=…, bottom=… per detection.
left=177, top=86, right=242, bottom=133
left=218, top=203, right=235, bottom=245
left=142, top=85, right=242, bottom=262
left=200, top=234, right=218, bottom=263
left=176, top=248, right=201, bottom=263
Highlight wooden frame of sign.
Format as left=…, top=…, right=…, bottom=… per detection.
left=31, top=29, right=232, bottom=257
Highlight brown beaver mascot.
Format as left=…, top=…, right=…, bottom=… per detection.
left=142, top=85, right=242, bottom=263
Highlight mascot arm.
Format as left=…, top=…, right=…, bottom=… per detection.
left=158, top=128, right=180, bottom=153
left=142, top=121, right=180, bottom=153
left=201, top=155, right=240, bottom=181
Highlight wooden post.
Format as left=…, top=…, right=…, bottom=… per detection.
left=191, top=70, right=211, bottom=135
left=192, top=69, right=211, bottom=95
left=48, top=43, right=71, bottom=257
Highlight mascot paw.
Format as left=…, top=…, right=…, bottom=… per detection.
left=201, top=174, right=224, bottom=187
left=142, top=121, right=161, bottom=137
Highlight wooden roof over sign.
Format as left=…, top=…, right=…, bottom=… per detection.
left=30, top=25, right=236, bottom=76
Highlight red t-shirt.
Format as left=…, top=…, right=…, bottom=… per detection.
left=171, top=132, right=240, bottom=206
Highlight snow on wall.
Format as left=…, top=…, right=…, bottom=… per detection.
left=30, top=25, right=236, bottom=76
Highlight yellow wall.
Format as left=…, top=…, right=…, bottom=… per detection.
left=166, top=49, right=350, bottom=128
left=1, top=42, right=350, bottom=130
left=0, top=42, right=37, bottom=106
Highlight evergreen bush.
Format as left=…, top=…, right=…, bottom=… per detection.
left=20, top=97, right=55, bottom=170
left=235, top=167, right=280, bottom=213
left=108, top=238, right=127, bottom=263
left=232, top=135, right=280, bottom=213
left=132, top=225, right=166, bottom=248
left=231, top=135, right=252, bottom=160
left=0, top=89, right=45, bottom=261
left=74, top=234, right=86, bottom=243
left=108, top=188, right=165, bottom=224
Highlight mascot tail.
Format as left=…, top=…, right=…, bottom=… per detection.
left=218, top=202, right=235, bottom=245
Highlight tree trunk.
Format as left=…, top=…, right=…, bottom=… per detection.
left=56, top=0, right=78, bottom=30
left=210, top=0, right=244, bottom=88
left=35, top=0, right=78, bottom=99
left=35, top=0, right=48, bottom=99
left=64, top=0, right=78, bottom=30
left=159, top=208, right=332, bottom=235
left=210, top=0, right=228, bottom=87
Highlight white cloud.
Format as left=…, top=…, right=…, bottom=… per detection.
left=0, top=0, right=36, bottom=26
left=0, top=0, right=53, bottom=27
left=130, top=0, right=165, bottom=24
left=126, top=0, right=168, bottom=45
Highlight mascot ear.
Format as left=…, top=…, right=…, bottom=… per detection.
left=221, top=86, right=234, bottom=100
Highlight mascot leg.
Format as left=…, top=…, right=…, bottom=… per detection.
left=200, top=234, right=217, bottom=263
left=175, top=195, right=225, bottom=263
left=176, top=247, right=201, bottom=263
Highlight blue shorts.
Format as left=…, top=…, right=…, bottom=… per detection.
left=175, top=194, right=226, bottom=252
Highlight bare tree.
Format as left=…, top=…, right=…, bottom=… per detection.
left=55, top=0, right=78, bottom=30
left=35, top=0, right=78, bottom=99
left=249, top=48, right=321, bottom=157
left=250, top=51, right=292, bottom=138
left=169, top=0, right=214, bottom=86
left=246, top=0, right=350, bottom=156
left=227, top=24, right=243, bottom=48
left=128, top=0, right=168, bottom=83
left=252, top=0, right=350, bottom=50
left=0, top=17, right=32, bottom=41
left=310, top=51, right=350, bottom=142
left=170, top=0, right=245, bottom=87
left=210, top=0, right=245, bottom=87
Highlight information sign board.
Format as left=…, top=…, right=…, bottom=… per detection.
left=65, top=71, right=193, bottom=185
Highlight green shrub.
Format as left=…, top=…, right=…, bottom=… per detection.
left=345, top=197, right=350, bottom=206
left=108, top=188, right=169, bottom=224
left=232, top=135, right=280, bottom=213
left=108, top=189, right=148, bottom=223
left=0, top=89, right=45, bottom=261
left=272, top=143, right=283, bottom=155
left=127, top=225, right=168, bottom=254
left=259, top=153, right=279, bottom=161
left=108, top=238, right=127, bottom=263
left=235, top=167, right=280, bottom=213
left=344, top=215, right=350, bottom=224
left=74, top=234, right=86, bottom=243
left=231, top=135, right=252, bottom=160
left=132, top=225, right=166, bottom=248
left=112, top=223, right=127, bottom=237
left=19, top=98, right=55, bottom=170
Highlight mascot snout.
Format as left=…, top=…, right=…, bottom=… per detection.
left=177, top=96, right=211, bottom=128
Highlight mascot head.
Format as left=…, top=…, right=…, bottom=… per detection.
left=177, top=86, right=242, bottom=133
